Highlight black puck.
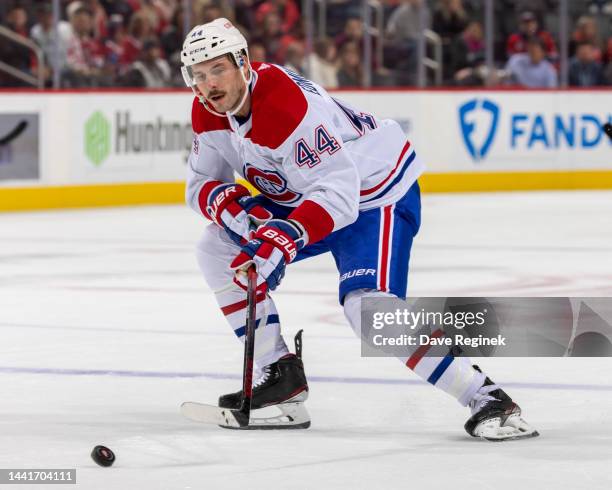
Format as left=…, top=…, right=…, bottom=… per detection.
left=91, top=445, right=115, bottom=467
left=604, top=123, right=612, bottom=141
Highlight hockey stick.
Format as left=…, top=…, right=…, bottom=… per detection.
left=181, top=264, right=258, bottom=428
left=235, top=263, right=258, bottom=424
left=0, top=121, right=28, bottom=146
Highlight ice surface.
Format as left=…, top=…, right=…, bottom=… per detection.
left=1, top=191, right=611, bottom=489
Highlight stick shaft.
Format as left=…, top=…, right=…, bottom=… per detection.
left=240, top=264, right=258, bottom=416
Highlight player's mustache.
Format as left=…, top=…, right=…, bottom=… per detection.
left=207, top=91, right=226, bottom=99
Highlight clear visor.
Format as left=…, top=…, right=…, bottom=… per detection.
left=182, top=53, right=248, bottom=89
left=181, top=65, right=197, bottom=88
left=182, top=57, right=253, bottom=117
left=181, top=64, right=225, bottom=87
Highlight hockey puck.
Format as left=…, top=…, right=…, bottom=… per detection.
left=91, top=445, right=115, bottom=467
left=604, top=123, right=612, bottom=141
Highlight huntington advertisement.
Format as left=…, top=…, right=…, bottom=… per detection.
left=70, top=94, right=193, bottom=183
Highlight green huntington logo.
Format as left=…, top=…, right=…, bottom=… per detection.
left=85, top=111, right=110, bottom=166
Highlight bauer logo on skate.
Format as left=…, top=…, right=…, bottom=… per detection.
left=243, top=163, right=302, bottom=204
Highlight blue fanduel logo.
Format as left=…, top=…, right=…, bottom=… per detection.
left=459, top=98, right=611, bottom=162
left=458, top=98, right=500, bottom=162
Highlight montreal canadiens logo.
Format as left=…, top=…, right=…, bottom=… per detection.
left=244, top=163, right=302, bottom=204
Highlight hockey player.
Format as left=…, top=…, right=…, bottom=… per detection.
left=182, top=18, right=538, bottom=440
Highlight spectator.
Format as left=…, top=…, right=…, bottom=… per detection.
left=104, top=14, right=134, bottom=70
left=605, top=60, right=612, bottom=85
left=160, top=6, right=184, bottom=59
left=252, top=11, right=295, bottom=64
left=98, top=0, right=135, bottom=19
left=511, top=0, right=554, bottom=20
left=570, top=16, right=603, bottom=61
left=432, top=0, right=470, bottom=82
left=198, top=4, right=250, bottom=44
left=381, top=1, right=421, bottom=84
left=3, top=4, right=29, bottom=37
left=506, top=10, right=557, bottom=61
left=461, top=20, right=485, bottom=62
left=335, top=15, right=380, bottom=71
left=199, top=3, right=224, bottom=25
left=121, top=38, right=171, bottom=87
left=569, top=42, right=605, bottom=87
left=30, top=4, right=73, bottom=77
left=504, top=37, right=557, bottom=88
left=83, top=0, right=109, bottom=39
left=192, top=0, right=235, bottom=26
left=307, top=38, right=339, bottom=88
left=234, top=0, right=257, bottom=32
left=337, top=41, right=363, bottom=87
left=255, top=0, right=300, bottom=35
left=335, top=16, right=363, bottom=51
left=386, top=0, right=430, bottom=44
left=159, top=6, right=185, bottom=84
left=0, top=5, right=34, bottom=86
left=452, top=20, right=487, bottom=85
left=121, top=11, right=155, bottom=65
left=62, top=2, right=108, bottom=87
left=432, top=0, right=469, bottom=41
left=138, top=0, right=170, bottom=35
left=604, top=37, right=612, bottom=65
left=248, top=43, right=267, bottom=62
left=321, top=0, right=362, bottom=38
left=284, top=40, right=305, bottom=75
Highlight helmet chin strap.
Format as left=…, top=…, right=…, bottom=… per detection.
left=197, top=65, right=253, bottom=119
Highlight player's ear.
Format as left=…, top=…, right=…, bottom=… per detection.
left=240, top=53, right=251, bottom=77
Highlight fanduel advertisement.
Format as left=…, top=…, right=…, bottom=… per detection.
left=457, top=96, right=611, bottom=165
left=449, top=92, right=612, bottom=171
left=340, top=91, right=612, bottom=173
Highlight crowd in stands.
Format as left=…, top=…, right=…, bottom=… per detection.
left=1, top=0, right=612, bottom=89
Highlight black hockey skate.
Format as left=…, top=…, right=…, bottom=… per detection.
left=464, top=366, right=539, bottom=441
left=217, top=330, right=310, bottom=429
left=219, top=353, right=308, bottom=410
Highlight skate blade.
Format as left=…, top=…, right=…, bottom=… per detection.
left=221, top=402, right=311, bottom=430
left=181, top=394, right=311, bottom=430
left=181, top=401, right=247, bottom=428
left=475, top=413, right=540, bottom=441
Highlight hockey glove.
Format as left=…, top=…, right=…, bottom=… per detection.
left=230, top=219, right=306, bottom=292
left=206, top=183, right=272, bottom=246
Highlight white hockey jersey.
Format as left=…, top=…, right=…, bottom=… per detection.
left=186, top=62, right=424, bottom=245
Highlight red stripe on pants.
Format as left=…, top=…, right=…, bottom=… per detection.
left=378, top=205, right=393, bottom=292
left=406, top=329, right=445, bottom=370
left=221, top=291, right=266, bottom=316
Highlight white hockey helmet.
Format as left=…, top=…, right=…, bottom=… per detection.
left=181, top=18, right=249, bottom=89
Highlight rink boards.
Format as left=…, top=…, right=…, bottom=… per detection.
left=0, top=89, right=611, bottom=211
